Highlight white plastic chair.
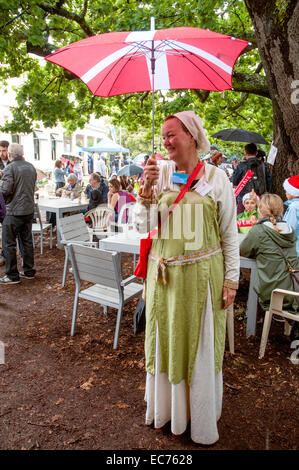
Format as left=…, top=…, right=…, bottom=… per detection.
left=110, top=202, right=135, bottom=233
left=259, top=288, right=299, bottom=358
left=58, top=213, right=98, bottom=287
left=32, top=203, right=53, bottom=255
left=84, top=205, right=115, bottom=240
left=67, top=243, right=143, bottom=349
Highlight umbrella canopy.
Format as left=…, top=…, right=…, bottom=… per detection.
left=45, top=24, right=248, bottom=152
left=81, top=136, right=129, bottom=153
left=117, top=164, right=144, bottom=176
left=45, top=27, right=248, bottom=95
left=211, top=128, right=269, bottom=145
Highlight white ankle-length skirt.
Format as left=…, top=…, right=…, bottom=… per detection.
left=144, top=285, right=223, bottom=445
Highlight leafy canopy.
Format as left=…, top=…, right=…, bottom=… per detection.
left=0, top=0, right=273, bottom=154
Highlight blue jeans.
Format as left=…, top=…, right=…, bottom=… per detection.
left=2, top=214, right=35, bottom=280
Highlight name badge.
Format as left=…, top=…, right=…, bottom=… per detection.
left=195, top=181, right=213, bottom=197
left=170, top=172, right=189, bottom=185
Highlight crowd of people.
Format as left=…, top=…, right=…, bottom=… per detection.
left=0, top=114, right=298, bottom=446
left=52, top=155, right=140, bottom=224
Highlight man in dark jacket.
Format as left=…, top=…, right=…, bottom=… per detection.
left=85, top=172, right=108, bottom=203
left=0, top=143, right=37, bottom=284
left=0, top=140, right=10, bottom=176
left=233, top=143, right=268, bottom=214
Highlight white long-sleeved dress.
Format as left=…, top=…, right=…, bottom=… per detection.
left=133, top=161, right=240, bottom=444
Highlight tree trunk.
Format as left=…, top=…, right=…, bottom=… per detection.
left=245, top=0, right=299, bottom=198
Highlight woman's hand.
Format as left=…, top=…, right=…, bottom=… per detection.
left=222, top=287, right=236, bottom=309
left=249, top=189, right=258, bottom=203
left=250, top=215, right=258, bottom=226
left=143, top=155, right=160, bottom=194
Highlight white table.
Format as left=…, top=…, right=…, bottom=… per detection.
left=100, top=231, right=258, bottom=337
left=38, top=197, right=89, bottom=248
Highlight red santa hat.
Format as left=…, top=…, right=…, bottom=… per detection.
left=283, top=175, right=299, bottom=197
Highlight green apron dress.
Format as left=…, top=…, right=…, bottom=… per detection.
left=145, top=177, right=227, bottom=386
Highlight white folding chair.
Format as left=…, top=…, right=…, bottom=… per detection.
left=68, top=243, right=143, bottom=349
left=259, top=288, right=299, bottom=358
left=32, top=203, right=53, bottom=255
left=58, top=213, right=98, bottom=287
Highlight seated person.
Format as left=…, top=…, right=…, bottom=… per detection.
left=282, top=175, right=299, bottom=256
left=56, top=174, right=82, bottom=199
left=85, top=172, right=108, bottom=203
left=237, top=190, right=260, bottom=234
left=86, top=173, right=104, bottom=212
left=240, top=193, right=299, bottom=339
left=107, top=178, right=136, bottom=223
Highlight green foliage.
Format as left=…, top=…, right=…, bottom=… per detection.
left=0, top=0, right=273, bottom=149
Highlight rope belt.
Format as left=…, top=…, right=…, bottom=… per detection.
left=149, top=244, right=222, bottom=285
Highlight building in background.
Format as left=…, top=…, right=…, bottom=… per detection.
left=0, top=77, right=108, bottom=174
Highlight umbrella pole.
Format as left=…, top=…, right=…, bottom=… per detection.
left=151, top=16, right=155, bottom=156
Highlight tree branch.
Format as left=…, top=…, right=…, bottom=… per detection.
left=0, top=8, right=29, bottom=30
left=232, top=71, right=270, bottom=98
left=82, top=0, right=89, bottom=17
left=26, top=41, right=56, bottom=57
left=36, top=2, right=94, bottom=37
left=122, top=92, right=149, bottom=104
left=192, top=90, right=210, bottom=103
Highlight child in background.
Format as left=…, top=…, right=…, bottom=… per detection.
left=282, top=175, right=299, bottom=256
left=237, top=190, right=260, bottom=234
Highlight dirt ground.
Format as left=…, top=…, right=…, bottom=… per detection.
left=0, top=232, right=298, bottom=451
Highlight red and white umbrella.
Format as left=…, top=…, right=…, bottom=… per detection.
left=45, top=22, right=248, bottom=151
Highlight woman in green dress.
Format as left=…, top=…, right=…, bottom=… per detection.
left=133, top=111, right=240, bottom=444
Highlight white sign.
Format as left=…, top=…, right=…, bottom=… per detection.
left=267, top=144, right=278, bottom=166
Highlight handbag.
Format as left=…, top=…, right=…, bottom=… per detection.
left=133, top=296, right=146, bottom=335
left=134, top=160, right=204, bottom=279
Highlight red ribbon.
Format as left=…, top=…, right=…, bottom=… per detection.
left=234, top=170, right=254, bottom=197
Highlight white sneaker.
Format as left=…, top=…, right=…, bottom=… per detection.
left=20, top=271, right=35, bottom=280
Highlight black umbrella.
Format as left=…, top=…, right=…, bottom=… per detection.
left=117, top=164, right=144, bottom=177
left=211, top=128, right=269, bottom=145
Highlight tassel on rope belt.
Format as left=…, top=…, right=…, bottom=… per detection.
left=149, top=244, right=222, bottom=285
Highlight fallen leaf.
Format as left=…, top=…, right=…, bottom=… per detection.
left=51, top=414, right=62, bottom=422
left=80, top=377, right=94, bottom=390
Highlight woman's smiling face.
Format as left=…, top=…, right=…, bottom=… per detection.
left=162, top=118, right=195, bottom=163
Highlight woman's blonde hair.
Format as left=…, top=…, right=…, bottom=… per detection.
left=258, top=193, right=284, bottom=231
